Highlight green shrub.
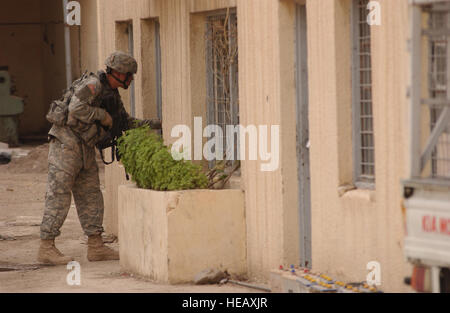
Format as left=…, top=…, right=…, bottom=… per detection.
left=117, top=126, right=208, bottom=191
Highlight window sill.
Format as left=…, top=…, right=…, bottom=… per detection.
left=338, top=184, right=376, bottom=202
left=223, top=174, right=242, bottom=190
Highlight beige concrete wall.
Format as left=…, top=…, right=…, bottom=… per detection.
left=307, top=0, right=413, bottom=292
left=79, top=0, right=99, bottom=73
left=370, top=0, right=413, bottom=291
left=237, top=0, right=300, bottom=280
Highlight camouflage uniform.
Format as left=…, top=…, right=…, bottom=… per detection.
left=40, top=53, right=155, bottom=240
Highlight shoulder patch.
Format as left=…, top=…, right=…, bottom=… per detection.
left=74, top=76, right=101, bottom=102
left=87, top=84, right=97, bottom=95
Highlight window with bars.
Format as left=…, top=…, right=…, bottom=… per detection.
left=127, top=22, right=136, bottom=117
left=425, top=5, right=450, bottom=179
left=155, top=21, right=162, bottom=122
left=206, top=10, right=239, bottom=169
left=115, top=21, right=135, bottom=116
left=140, top=18, right=162, bottom=135
left=352, top=0, right=375, bottom=187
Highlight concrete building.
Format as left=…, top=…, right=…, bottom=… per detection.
left=96, top=0, right=417, bottom=292
left=5, top=0, right=434, bottom=292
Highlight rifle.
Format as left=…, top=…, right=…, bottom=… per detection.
left=95, top=72, right=162, bottom=169
left=95, top=94, right=162, bottom=168
left=95, top=94, right=129, bottom=166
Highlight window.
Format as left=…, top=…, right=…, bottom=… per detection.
left=155, top=21, right=162, bottom=122
left=141, top=18, right=162, bottom=132
left=126, top=23, right=136, bottom=117
left=115, top=21, right=135, bottom=116
left=352, top=0, right=375, bottom=187
left=421, top=3, right=450, bottom=179
left=205, top=9, right=239, bottom=168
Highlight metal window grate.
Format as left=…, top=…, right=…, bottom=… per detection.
left=206, top=10, right=239, bottom=168
left=353, top=0, right=375, bottom=184
left=155, top=20, right=163, bottom=136
left=425, top=6, right=450, bottom=179
left=155, top=21, right=162, bottom=121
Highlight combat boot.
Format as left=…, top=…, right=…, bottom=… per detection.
left=87, top=234, right=119, bottom=261
left=37, top=239, right=73, bottom=265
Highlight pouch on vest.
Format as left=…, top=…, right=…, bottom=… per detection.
left=45, top=71, right=90, bottom=126
left=46, top=98, right=69, bottom=126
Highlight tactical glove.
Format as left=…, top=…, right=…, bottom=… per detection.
left=142, top=118, right=162, bottom=130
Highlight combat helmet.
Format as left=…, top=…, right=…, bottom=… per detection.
left=105, top=51, right=137, bottom=89
left=105, top=51, right=137, bottom=74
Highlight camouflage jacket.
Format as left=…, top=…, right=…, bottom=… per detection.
left=48, top=70, right=159, bottom=169
left=49, top=70, right=152, bottom=147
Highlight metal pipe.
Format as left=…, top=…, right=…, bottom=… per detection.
left=62, top=0, right=72, bottom=88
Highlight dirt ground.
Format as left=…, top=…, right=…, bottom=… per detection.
left=0, top=142, right=266, bottom=293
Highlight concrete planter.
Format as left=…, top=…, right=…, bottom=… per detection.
left=104, top=162, right=129, bottom=236
left=118, top=184, right=247, bottom=284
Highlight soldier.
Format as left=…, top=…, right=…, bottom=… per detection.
left=38, top=51, right=161, bottom=265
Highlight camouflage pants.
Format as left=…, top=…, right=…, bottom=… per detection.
left=40, top=137, right=104, bottom=239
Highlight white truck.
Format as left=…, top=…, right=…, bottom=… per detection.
left=403, top=0, right=450, bottom=293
